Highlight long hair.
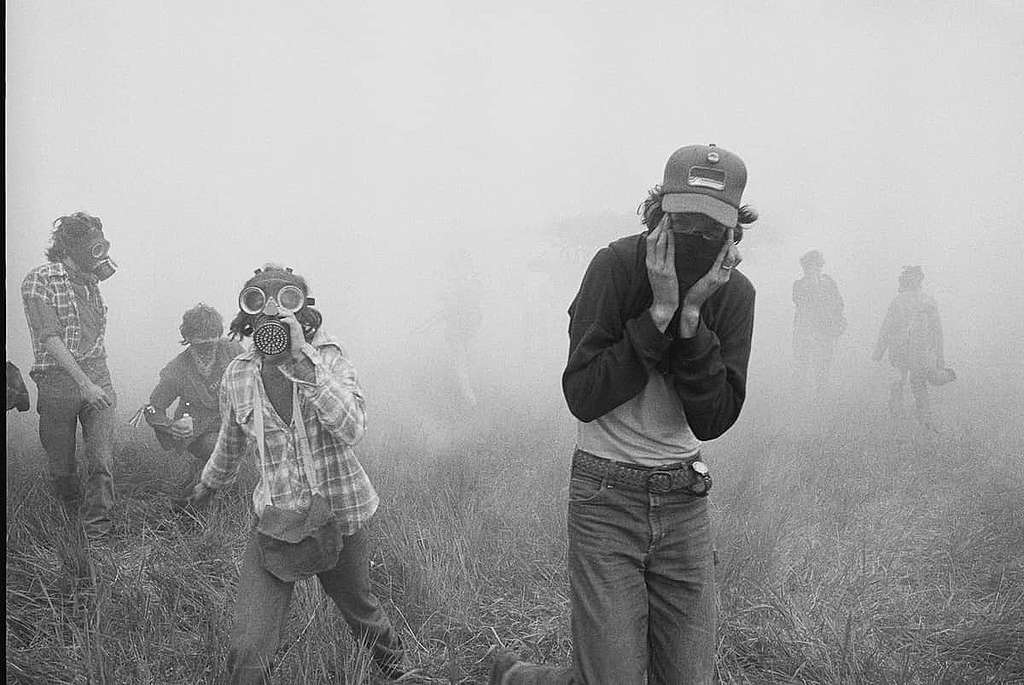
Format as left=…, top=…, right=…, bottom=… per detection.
left=638, top=185, right=667, bottom=232
left=45, top=212, right=103, bottom=262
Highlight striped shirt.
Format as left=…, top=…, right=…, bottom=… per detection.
left=200, top=330, right=378, bottom=534
left=21, top=262, right=107, bottom=375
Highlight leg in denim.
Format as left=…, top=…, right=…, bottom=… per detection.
left=226, top=533, right=295, bottom=685
left=646, top=494, right=716, bottom=685
left=79, top=391, right=116, bottom=535
left=568, top=473, right=650, bottom=685
left=37, top=388, right=81, bottom=503
left=317, top=525, right=405, bottom=671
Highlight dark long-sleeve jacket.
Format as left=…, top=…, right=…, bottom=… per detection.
left=562, top=233, right=755, bottom=441
left=146, top=339, right=243, bottom=449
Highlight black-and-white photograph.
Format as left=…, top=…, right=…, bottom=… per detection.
left=5, top=2, right=1023, bottom=683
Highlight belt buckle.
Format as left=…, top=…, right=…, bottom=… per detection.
left=646, top=471, right=674, bottom=494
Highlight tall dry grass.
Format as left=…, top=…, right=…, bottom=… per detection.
left=5, top=369, right=1023, bottom=683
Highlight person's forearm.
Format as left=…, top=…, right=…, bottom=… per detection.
left=42, top=336, right=91, bottom=386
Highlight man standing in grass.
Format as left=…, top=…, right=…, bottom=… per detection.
left=190, top=265, right=406, bottom=683
left=492, top=144, right=757, bottom=684
left=21, top=211, right=119, bottom=539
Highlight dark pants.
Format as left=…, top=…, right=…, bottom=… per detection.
left=225, top=524, right=403, bottom=684
left=34, top=370, right=117, bottom=535
left=505, top=467, right=717, bottom=685
left=178, top=432, right=217, bottom=493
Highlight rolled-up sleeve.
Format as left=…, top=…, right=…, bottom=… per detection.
left=281, top=344, right=366, bottom=446
left=200, top=381, right=249, bottom=489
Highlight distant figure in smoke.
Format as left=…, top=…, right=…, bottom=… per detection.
left=7, top=361, right=31, bottom=412
left=792, top=250, right=846, bottom=396
left=873, top=266, right=954, bottom=430
left=133, top=304, right=242, bottom=498
left=439, top=249, right=483, bottom=407
left=189, top=264, right=406, bottom=683
left=21, top=211, right=119, bottom=539
left=491, top=144, right=758, bottom=685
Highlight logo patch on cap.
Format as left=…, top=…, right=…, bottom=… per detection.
left=687, top=166, right=726, bottom=191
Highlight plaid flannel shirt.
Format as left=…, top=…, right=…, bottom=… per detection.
left=21, top=262, right=107, bottom=375
left=200, top=330, right=378, bottom=534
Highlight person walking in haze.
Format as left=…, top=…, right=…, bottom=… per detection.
left=189, top=265, right=406, bottom=683
left=20, top=212, right=120, bottom=539
left=490, top=144, right=759, bottom=685
left=792, top=250, right=846, bottom=396
left=872, top=266, right=952, bottom=431
left=134, top=304, right=243, bottom=499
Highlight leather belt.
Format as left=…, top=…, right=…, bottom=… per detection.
left=571, top=449, right=710, bottom=496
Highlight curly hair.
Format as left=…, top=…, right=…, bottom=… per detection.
left=636, top=186, right=755, bottom=243
left=179, top=303, right=224, bottom=345
left=45, top=212, right=103, bottom=262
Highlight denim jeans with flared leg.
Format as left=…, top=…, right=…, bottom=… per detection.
left=503, top=465, right=716, bottom=685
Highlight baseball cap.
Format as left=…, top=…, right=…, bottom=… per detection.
left=661, top=144, right=747, bottom=227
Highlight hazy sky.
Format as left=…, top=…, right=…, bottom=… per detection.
left=6, top=1, right=1024, bottom=411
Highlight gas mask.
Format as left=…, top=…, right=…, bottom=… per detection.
left=70, top=230, right=117, bottom=281
left=237, top=276, right=321, bottom=356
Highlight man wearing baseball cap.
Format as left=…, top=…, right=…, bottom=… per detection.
left=491, top=144, right=757, bottom=684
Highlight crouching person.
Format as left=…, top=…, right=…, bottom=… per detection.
left=140, top=304, right=242, bottom=497
left=190, top=265, right=406, bottom=684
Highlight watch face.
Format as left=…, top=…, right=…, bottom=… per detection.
left=691, top=460, right=709, bottom=475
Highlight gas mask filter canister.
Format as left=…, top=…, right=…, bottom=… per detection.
left=252, top=316, right=292, bottom=356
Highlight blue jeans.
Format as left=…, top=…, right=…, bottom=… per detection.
left=505, top=459, right=717, bottom=684
left=34, top=366, right=117, bottom=535
left=225, top=523, right=404, bottom=684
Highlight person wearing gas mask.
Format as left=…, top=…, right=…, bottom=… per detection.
left=20, top=211, right=119, bottom=538
left=491, top=145, right=757, bottom=685
left=189, top=265, right=406, bottom=683
left=133, top=304, right=243, bottom=498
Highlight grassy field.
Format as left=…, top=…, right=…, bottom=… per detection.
left=5, top=365, right=1023, bottom=684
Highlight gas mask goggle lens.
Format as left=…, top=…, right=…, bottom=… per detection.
left=239, top=285, right=307, bottom=315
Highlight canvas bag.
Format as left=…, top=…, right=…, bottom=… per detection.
left=252, top=379, right=343, bottom=582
